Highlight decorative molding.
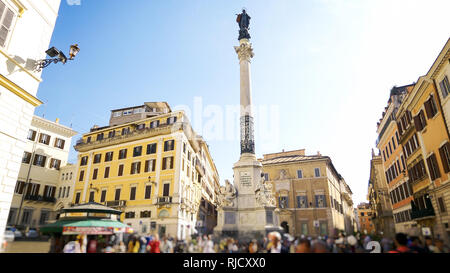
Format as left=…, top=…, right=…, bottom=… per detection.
left=0, top=73, right=42, bottom=106
left=11, top=0, right=27, bottom=17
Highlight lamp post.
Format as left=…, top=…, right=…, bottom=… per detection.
left=35, top=44, right=80, bottom=72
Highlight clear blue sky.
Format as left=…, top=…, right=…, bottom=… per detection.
left=35, top=0, right=450, bottom=205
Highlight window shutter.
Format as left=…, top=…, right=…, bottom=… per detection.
left=432, top=154, right=441, bottom=179
left=439, top=144, right=450, bottom=173
left=424, top=99, right=433, bottom=119
left=0, top=7, right=14, bottom=47
left=397, top=122, right=403, bottom=135
left=170, top=157, right=174, bottom=169
left=137, top=162, right=141, bottom=173
left=162, top=158, right=166, bottom=170
left=413, top=115, right=422, bottom=131
left=426, top=157, right=435, bottom=180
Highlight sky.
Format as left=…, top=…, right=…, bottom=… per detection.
left=35, top=0, right=450, bottom=205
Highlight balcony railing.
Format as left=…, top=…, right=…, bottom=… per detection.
left=104, top=200, right=127, bottom=208
left=24, top=195, right=56, bottom=203
left=156, top=196, right=173, bottom=205
left=411, top=208, right=435, bottom=220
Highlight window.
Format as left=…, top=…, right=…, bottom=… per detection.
left=439, top=142, right=450, bottom=173
left=413, top=110, right=427, bottom=131
left=140, top=211, right=151, bottom=218
left=86, top=136, right=91, bottom=143
left=130, top=162, right=141, bottom=174
left=130, top=187, right=136, bottom=200
left=80, top=156, right=88, bottom=166
left=54, top=138, right=65, bottom=149
left=92, top=168, right=98, bottom=180
left=108, top=131, right=116, bottom=138
left=89, top=191, right=95, bottom=202
left=66, top=187, right=70, bottom=198
left=118, top=164, right=124, bottom=176
left=104, top=167, right=110, bottom=178
left=301, top=222, right=308, bottom=235
left=105, top=152, right=114, bottom=162
left=21, top=209, right=33, bottom=225
left=121, top=127, right=130, bottom=135
left=38, top=133, right=51, bottom=145
left=137, top=123, right=146, bottom=130
left=0, top=2, right=15, bottom=47
left=49, top=158, right=61, bottom=170
left=424, top=95, right=438, bottom=119
left=93, top=154, right=102, bottom=164
left=438, top=197, right=447, bottom=213
left=164, top=140, right=175, bottom=151
left=125, top=212, right=135, bottom=219
left=439, top=76, right=450, bottom=98
left=145, top=185, right=152, bottom=199
left=114, top=188, right=121, bottom=201
left=150, top=120, right=160, bottom=128
left=75, top=192, right=81, bottom=204
left=33, top=154, right=47, bottom=167
left=315, top=195, right=326, bottom=208
left=145, top=159, right=156, bottom=172
left=118, top=149, right=127, bottom=159
left=297, top=196, right=308, bottom=208
left=278, top=196, right=288, bottom=208
left=58, top=187, right=62, bottom=198
left=22, top=151, right=32, bottom=164
left=79, top=170, right=85, bottom=181
left=427, top=154, right=441, bottom=181
left=319, top=221, right=328, bottom=235
left=100, top=190, right=107, bottom=203
left=113, top=111, right=121, bottom=117
left=15, top=181, right=25, bottom=194
left=133, top=146, right=142, bottom=157
left=27, top=130, right=37, bottom=141
left=163, top=183, right=170, bottom=197
left=162, top=157, right=174, bottom=170
left=123, top=110, right=132, bottom=116
left=167, top=116, right=177, bottom=124
left=314, top=168, right=320, bottom=177
left=297, top=170, right=303, bottom=179
left=147, top=143, right=157, bottom=154
left=134, top=108, right=143, bottom=114
left=392, top=137, right=396, bottom=150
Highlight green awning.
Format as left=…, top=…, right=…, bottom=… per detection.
left=40, top=219, right=130, bottom=234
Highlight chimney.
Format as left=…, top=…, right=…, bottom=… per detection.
left=55, top=118, right=60, bottom=124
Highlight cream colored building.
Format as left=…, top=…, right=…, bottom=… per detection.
left=0, top=0, right=61, bottom=244
left=7, top=116, right=77, bottom=230
left=54, top=164, right=77, bottom=213
left=260, top=149, right=356, bottom=237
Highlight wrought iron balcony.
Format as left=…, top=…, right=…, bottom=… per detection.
left=24, top=195, right=56, bottom=203
left=411, top=208, right=435, bottom=220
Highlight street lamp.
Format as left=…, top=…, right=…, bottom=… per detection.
left=35, top=44, right=80, bottom=72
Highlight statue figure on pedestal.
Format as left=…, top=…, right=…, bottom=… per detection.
left=217, top=180, right=237, bottom=208
left=255, top=174, right=276, bottom=207
left=236, top=9, right=251, bottom=40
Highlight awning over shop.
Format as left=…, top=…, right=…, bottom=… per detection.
left=41, top=219, right=133, bottom=235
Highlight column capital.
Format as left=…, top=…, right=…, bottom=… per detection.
left=234, top=39, right=254, bottom=62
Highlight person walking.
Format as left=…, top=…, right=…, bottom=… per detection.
left=388, top=233, right=416, bottom=253
left=203, top=235, right=215, bottom=253
left=149, top=234, right=161, bottom=253
left=268, top=232, right=282, bottom=253
left=295, top=238, right=311, bottom=253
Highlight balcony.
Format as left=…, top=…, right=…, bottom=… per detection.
left=104, top=200, right=127, bottom=208
left=411, top=208, right=435, bottom=220
left=156, top=196, right=173, bottom=205
left=24, top=195, right=56, bottom=203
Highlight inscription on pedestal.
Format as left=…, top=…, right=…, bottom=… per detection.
left=240, top=171, right=252, bottom=187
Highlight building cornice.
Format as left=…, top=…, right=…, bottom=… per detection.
left=32, top=115, right=78, bottom=137
left=0, top=73, right=42, bottom=106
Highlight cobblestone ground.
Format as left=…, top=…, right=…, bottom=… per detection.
left=4, top=240, right=51, bottom=253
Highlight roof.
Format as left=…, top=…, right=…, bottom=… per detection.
left=40, top=218, right=129, bottom=234
left=261, top=154, right=328, bottom=165
left=390, top=84, right=414, bottom=97
left=62, top=202, right=122, bottom=215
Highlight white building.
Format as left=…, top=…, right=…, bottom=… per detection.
left=54, top=164, right=77, bottom=213
left=7, top=115, right=77, bottom=230
left=0, top=0, right=61, bottom=245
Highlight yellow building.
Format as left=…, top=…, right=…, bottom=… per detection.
left=260, top=149, right=356, bottom=237
left=376, top=84, right=416, bottom=235
left=72, top=102, right=220, bottom=239
left=396, top=41, right=450, bottom=244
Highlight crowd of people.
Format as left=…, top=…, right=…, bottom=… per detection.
left=61, top=231, right=450, bottom=253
